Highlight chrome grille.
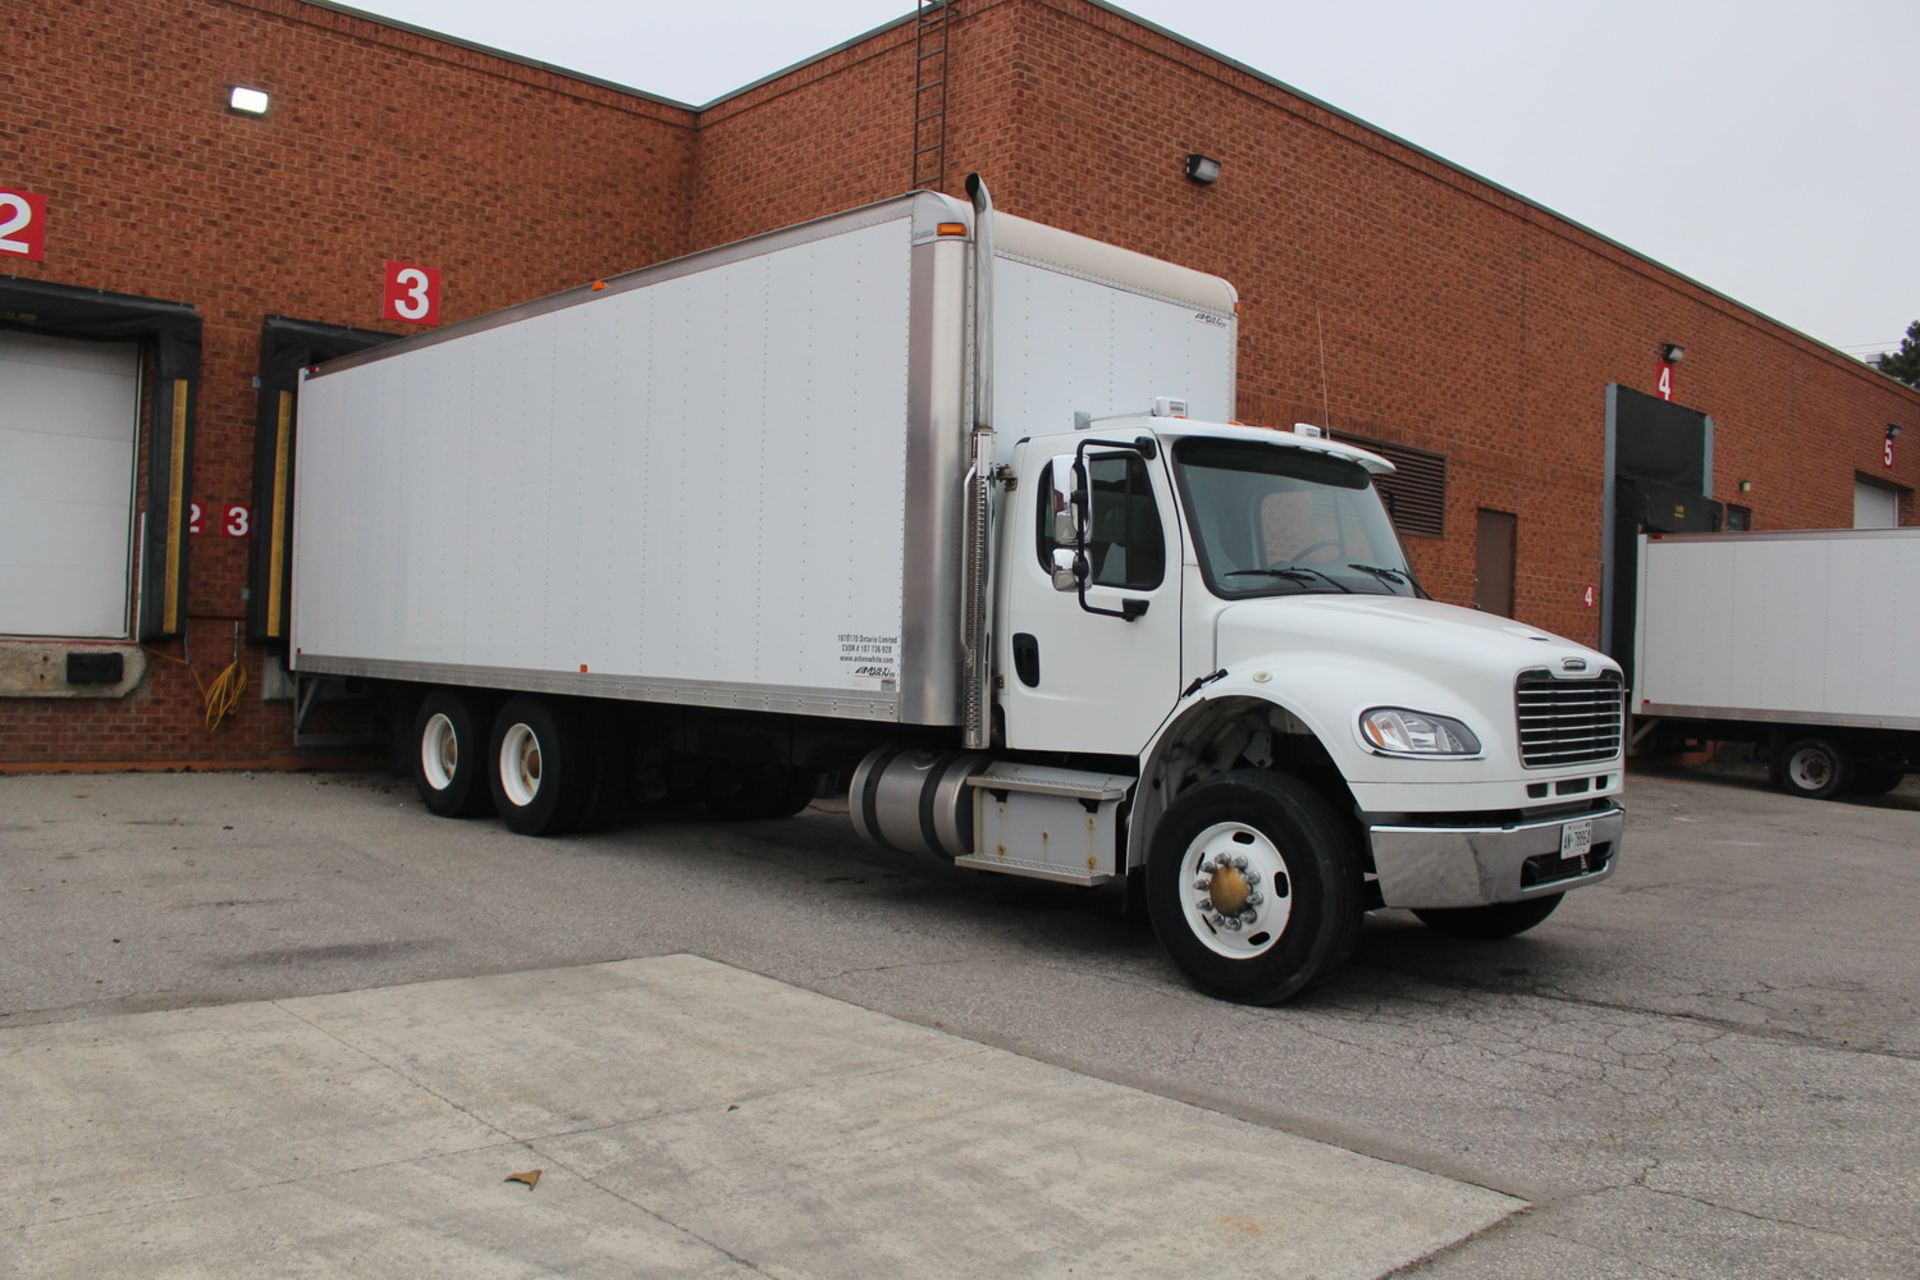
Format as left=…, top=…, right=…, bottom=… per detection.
left=1516, top=669, right=1624, bottom=768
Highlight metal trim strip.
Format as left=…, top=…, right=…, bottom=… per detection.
left=951, top=853, right=1113, bottom=887
left=292, top=654, right=901, bottom=722
left=1634, top=703, right=1920, bottom=733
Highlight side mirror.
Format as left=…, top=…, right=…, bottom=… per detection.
left=1048, top=454, right=1082, bottom=546
left=1051, top=547, right=1086, bottom=593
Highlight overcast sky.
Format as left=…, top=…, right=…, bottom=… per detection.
left=343, top=0, right=1918, bottom=360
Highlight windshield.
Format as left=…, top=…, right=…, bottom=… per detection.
left=1172, top=438, right=1418, bottom=598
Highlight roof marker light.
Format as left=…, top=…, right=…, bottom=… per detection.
left=936, top=222, right=968, bottom=237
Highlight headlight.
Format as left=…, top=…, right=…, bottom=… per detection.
left=1359, top=707, right=1482, bottom=757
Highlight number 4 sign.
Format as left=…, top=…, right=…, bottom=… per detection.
left=383, top=261, right=442, bottom=326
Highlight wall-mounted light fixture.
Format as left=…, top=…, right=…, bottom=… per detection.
left=1185, top=153, right=1221, bottom=186
left=228, top=85, right=271, bottom=116
left=1660, top=342, right=1685, bottom=363
left=1738, top=480, right=1753, bottom=493
left=1889, top=424, right=1904, bottom=440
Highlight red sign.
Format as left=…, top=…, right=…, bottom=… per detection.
left=1582, top=584, right=1597, bottom=609
left=1887, top=436, right=1897, bottom=469
left=383, top=261, right=442, bottom=326
left=189, top=503, right=253, bottom=537
left=1655, top=361, right=1674, bottom=402
left=0, top=187, right=48, bottom=261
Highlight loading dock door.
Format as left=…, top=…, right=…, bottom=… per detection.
left=0, top=330, right=141, bottom=636
left=1854, top=480, right=1899, bottom=529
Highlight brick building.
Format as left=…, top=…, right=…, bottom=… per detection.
left=3, top=0, right=1915, bottom=770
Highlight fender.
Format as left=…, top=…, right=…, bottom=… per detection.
left=1125, top=657, right=1498, bottom=871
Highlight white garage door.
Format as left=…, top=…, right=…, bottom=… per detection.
left=0, top=330, right=142, bottom=637
left=1853, top=480, right=1899, bottom=529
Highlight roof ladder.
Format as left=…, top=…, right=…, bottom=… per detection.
left=911, top=0, right=955, bottom=191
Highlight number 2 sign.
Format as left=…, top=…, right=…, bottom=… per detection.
left=383, top=261, right=442, bottom=326
left=0, top=188, right=48, bottom=261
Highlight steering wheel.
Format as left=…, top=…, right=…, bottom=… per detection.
left=1274, top=539, right=1342, bottom=566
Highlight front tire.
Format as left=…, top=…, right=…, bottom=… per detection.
left=489, top=696, right=593, bottom=836
left=1146, top=770, right=1362, bottom=1005
left=1414, top=893, right=1563, bottom=939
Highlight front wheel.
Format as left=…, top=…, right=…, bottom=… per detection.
left=1413, top=893, right=1563, bottom=939
left=1146, top=770, right=1362, bottom=1005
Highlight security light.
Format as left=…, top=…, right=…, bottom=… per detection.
left=228, top=86, right=270, bottom=116
left=1185, top=153, right=1221, bottom=185
left=1889, top=424, right=1904, bottom=440
left=1660, top=342, right=1685, bottom=363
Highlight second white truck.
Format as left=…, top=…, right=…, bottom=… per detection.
left=291, top=179, right=1627, bottom=1003
left=1633, top=528, right=1917, bottom=798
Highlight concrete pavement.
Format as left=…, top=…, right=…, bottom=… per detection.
left=2, top=955, right=1517, bottom=1277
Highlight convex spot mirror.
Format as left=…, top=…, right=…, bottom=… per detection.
left=1051, top=547, right=1088, bottom=592
left=1048, top=454, right=1082, bottom=546
left=1048, top=454, right=1089, bottom=594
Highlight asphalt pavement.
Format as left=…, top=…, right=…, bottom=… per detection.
left=1, top=763, right=1915, bottom=1277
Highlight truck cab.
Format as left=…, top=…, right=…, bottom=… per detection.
left=977, top=406, right=1625, bottom=1001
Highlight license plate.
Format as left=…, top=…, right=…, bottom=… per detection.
left=1560, top=819, right=1594, bottom=860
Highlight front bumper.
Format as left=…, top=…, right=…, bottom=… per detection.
left=1366, top=806, right=1624, bottom=909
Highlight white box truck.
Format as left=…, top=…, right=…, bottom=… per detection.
left=292, top=181, right=1628, bottom=1003
left=1632, top=528, right=1918, bottom=798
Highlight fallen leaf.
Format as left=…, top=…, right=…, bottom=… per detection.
left=505, top=1169, right=542, bottom=1190
left=727, top=1104, right=740, bottom=1112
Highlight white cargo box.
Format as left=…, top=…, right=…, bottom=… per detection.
left=1633, top=528, right=1920, bottom=730
left=292, top=192, right=1236, bottom=726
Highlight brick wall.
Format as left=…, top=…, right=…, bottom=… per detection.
left=2, top=0, right=695, bottom=766
left=4, top=0, right=1916, bottom=768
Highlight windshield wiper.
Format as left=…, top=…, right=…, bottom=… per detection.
left=1223, top=567, right=1353, bottom=593
left=1347, top=562, right=1431, bottom=599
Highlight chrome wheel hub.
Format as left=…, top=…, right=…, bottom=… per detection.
left=1182, top=821, right=1293, bottom=958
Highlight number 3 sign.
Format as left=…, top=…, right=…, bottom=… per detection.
left=383, top=261, right=442, bottom=326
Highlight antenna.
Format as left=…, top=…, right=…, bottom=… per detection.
left=1313, top=288, right=1332, bottom=434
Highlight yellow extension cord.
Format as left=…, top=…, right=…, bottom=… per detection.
left=143, top=643, right=248, bottom=731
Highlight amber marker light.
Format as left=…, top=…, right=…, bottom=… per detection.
left=591, top=281, right=607, bottom=291
left=936, top=222, right=968, bottom=237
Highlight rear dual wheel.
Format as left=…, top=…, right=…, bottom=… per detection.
left=1775, top=737, right=1846, bottom=800
left=413, top=689, right=493, bottom=818
left=489, top=695, right=595, bottom=836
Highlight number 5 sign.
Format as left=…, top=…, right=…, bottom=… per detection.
left=383, top=261, right=442, bottom=326
left=0, top=188, right=48, bottom=261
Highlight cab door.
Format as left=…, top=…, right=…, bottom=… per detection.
left=995, top=438, right=1184, bottom=755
